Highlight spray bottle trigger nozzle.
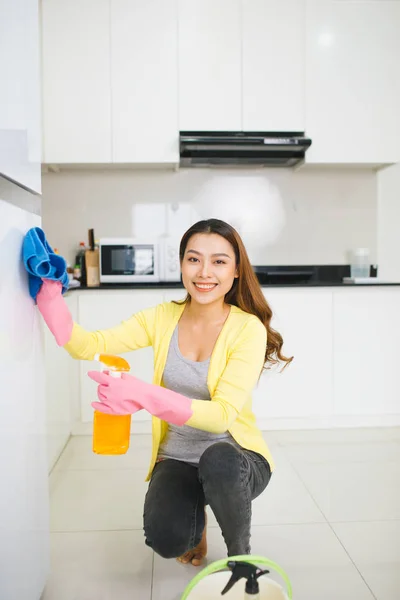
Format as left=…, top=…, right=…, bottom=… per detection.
left=221, top=561, right=270, bottom=596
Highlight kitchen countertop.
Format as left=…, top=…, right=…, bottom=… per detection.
left=67, top=281, right=400, bottom=291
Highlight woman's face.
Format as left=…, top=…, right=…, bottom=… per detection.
left=181, top=233, right=238, bottom=306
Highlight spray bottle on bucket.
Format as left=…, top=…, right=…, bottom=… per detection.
left=221, top=562, right=269, bottom=599
left=92, top=353, right=131, bottom=455
left=181, top=555, right=292, bottom=600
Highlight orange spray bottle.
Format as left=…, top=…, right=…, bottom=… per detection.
left=92, top=353, right=132, bottom=455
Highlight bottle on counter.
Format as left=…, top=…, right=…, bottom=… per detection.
left=74, top=241, right=87, bottom=285
left=350, top=248, right=370, bottom=279
left=92, top=354, right=132, bottom=455
left=85, top=229, right=100, bottom=287
left=67, top=265, right=74, bottom=284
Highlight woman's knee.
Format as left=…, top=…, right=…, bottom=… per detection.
left=198, top=442, right=241, bottom=482
left=144, top=521, right=190, bottom=559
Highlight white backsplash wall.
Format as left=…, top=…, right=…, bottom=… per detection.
left=42, top=167, right=377, bottom=267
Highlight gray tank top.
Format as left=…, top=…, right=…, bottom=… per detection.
left=157, top=325, right=240, bottom=465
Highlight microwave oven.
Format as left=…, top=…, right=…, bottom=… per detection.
left=99, top=237, right=181, bottom=283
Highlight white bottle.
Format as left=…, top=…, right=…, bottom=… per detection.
left=351, top=248, right=370, bottom=279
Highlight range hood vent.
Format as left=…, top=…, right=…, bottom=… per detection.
left=179, top=131, right=312, bottom=167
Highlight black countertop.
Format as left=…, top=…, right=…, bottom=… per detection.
left=68, top=281, right=400, bottom=291
left=67, top=265, right=400, bottom=291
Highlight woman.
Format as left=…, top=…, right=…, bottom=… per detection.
left=38, top=218, right=292, bottom=565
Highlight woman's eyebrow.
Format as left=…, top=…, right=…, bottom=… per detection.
left=186, top=249, right=231, bottom=258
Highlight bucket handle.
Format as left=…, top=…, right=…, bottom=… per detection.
left=181, top=555, right=293, bottom=600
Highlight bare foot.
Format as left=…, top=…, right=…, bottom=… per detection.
left=177, top=511, right=207, bottom=567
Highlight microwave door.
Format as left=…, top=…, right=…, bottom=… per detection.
left=100, top=242, right=160, bottom=283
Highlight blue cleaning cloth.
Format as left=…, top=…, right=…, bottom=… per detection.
left=22, top=227, right=69, bottom=301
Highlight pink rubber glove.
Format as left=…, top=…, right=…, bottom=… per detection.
left=88, top=371, right=142, bottom=415
left=36, top=280, right=73, bottom=346
left=87, top=371, right=193, bottom=426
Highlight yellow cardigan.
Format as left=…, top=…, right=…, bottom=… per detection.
left=64, top=301, right=274, bottom=480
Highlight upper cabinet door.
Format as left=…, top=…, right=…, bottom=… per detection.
left=178, top=0, right=241, bottom=131
left=0, top=0, right=41, bottom=193
left=306, top=1, right=400, bottom=164
left=111, top=0, right=179, bottom=163
left=242, top=0, right=306, bottom=132
left=41, top=0, right=111, bottom=163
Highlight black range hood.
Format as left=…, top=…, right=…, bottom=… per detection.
left=180, top=131, right=312, bottom=168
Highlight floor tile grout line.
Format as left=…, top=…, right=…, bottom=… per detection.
left=50, top=528, right=148, bottom=534
left=50, top=527, right=148, bottom=534
left=49, top=520, right=400, bottom=539
left=277, top=446, right=330, bottom=525
left=326, top=520, right=378, bottom=600
left=50, top=521, right=336, bottom=535
left=52, top=467, right=150, bottom=472
left=48, top=433, right=74, bottom=477
left=50, top=515, right=400, bottom=535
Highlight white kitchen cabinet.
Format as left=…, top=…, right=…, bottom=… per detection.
left=305, top=1, right=400, bottom=164
left=41, top=0, right=111, bottom=163
left=242, top=0, right=306, bottom=132
left=60, top=287, right=400, bottom=432
left=178, top=0, right=242, bottom=131
left=45, top=294, right=79, bottom=472
left=111, top=0, right=179, bottom=163
left=253, top=288, right=333, bottom=420
left=0, top=199, right=49, bottom=600
left=0, top=0, right=41, bottom=193
left=77, top=290, right=164, bottom=423
left=45, top=332, right=72, bottom=470
left=333, top=288, right=400, bottom=416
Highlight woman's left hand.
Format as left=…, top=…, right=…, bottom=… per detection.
left=87, top=371, right=142, bottom=415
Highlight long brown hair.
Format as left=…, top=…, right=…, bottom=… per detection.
left=176, top=218, right=293, bottom=370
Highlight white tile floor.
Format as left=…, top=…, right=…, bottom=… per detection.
left=42, top=428, right=400, bottom=600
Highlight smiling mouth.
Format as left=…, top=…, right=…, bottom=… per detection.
left=193, top=283, right=218, bottom=291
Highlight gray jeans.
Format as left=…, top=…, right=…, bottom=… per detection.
left=143, top=442, right=272, bottom=558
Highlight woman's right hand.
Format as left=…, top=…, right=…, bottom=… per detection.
left=37, top=279, right=73, bottom=346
